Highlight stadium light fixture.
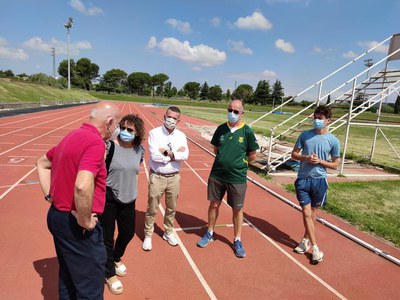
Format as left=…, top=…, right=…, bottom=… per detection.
left=64, top=17, right=74, bottom=90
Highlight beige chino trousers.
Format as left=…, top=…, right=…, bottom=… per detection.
left=144, top=173, right=180, bottom=237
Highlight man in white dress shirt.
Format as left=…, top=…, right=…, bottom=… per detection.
left=142, top=106, right=189, bottom=251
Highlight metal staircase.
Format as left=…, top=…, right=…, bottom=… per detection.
left=250, top=33, right=400, bottom=174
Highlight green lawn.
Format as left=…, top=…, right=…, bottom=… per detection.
left=0, top=78, right=97, bottom=102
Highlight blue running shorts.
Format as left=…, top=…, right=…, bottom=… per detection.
left=294, top=177, right=328, bottom=208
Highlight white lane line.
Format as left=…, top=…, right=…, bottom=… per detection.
left=0, top=108, right=87, bottom=138
left=0, top=115, right=87, bottom=156
left=0, top=106, right=86, bottom=126
left=22, top=148, right=49, bottom=152
left=0, top=167, right=37, bottom=200
left=175, top=223, right=250, bottom=232
left=0, top=164, right=35, bottom=167
left=0, top=181, right=39, bottom=189
left=245, top=218, right=347, bottom=299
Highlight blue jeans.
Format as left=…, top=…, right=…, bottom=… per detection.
left=47, top=205, right=106, bottom=300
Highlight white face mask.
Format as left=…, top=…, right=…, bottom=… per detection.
left=164, top=117, right=177, bottom=130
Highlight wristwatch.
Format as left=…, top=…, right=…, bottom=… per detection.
left=163, top=150, right=168, bottom=156
left=44, top=194, right=52, bottom=201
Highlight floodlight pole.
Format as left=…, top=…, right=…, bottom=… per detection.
left=64, top=17, right=74, bottom=90
left=361, top=58, right=374, bottom=106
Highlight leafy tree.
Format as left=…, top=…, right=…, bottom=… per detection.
left=209, top=85, right=223, bottom=101
left=271, top=80, right=284, bottom=108
left=253, top=80, right=270, bottom=105
left=164, top=81, right=177, bottom=98
left=233, top=84, right=253, bottom=103
left=74, top=58, right=99, bottom=90
left=127, top=72, right=152, bottom=95
left=0, top=69, right=15, bottom=78
left=177, top=89, right=187, bottom=97
left=28, top=73, right=59, bottom=87
left=226, top=89, right=231, bottom=102
left=97, top=69, right=127, bottom=94
left=200, top=81, right=209, bottom=100
left=58, top=59, right=76, bottom=81
left=152, top=73, right=169, bottom=97
left=183, top=81, right=201, bottom=100
left=394, top=94, right=400, bottom=114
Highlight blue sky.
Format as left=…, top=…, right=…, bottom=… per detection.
left=1, top=0, right=400, bottom=97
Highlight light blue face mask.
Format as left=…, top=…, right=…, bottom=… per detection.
left=228, top=112, right=239, bottom=124
left=313, top=119, right=325, bottom=130
left=119, top=130, right=135, bottom=142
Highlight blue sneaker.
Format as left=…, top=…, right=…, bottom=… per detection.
left=233, top=240, right=246, bottom=258
left=197, top=231, right=214, bottom=248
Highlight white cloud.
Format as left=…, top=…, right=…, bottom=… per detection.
left=275, top=39, right=295, bottom=53
left=166, top=19, right=192, bottom=34
left=146, top=36, right=157, bottom=49
left=228, top=40, right=253, bottom=55
left=69, top=0, right=104, bottom=16
left=210, top=17, right=220, bottom=27
left=235, top=11, right=272, bottom=30
left=358, top=40, right=388, bottom=53
left=261, top=69, right=277, bottom=78
left=147, top=37, right=227, bottom=67
left=343, top=51, right=358, bottom=59
left=0, top=47, right=29, bottom=60
left=22, top=37, right=91, bottom=56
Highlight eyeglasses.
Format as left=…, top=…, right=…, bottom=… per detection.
left=120, top=125, right=135, bottom=133
left=227, top=108, right=241, bottom=115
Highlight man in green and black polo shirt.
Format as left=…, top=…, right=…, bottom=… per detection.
left=197, top=99, right=259, bottom=258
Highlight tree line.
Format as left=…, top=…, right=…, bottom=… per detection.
left=3, top=56, right=400, bottom=111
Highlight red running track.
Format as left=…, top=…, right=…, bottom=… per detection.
left=0, top=102, right=399, bottom=300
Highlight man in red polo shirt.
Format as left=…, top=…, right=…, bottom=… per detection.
left=36, top=101, right=121, bottom=300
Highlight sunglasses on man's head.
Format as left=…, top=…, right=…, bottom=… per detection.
left=227, top=108, right=241, bottom=115
left=120, top=125, right=135, bottom=133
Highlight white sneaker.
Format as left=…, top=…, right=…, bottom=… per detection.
left=163, top=232, right=178, bottom=246
left=142, top=237, right=152, bottom=251
left=312, top=249, right=324, bottom=264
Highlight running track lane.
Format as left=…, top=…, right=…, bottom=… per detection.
left=0, top=102, right=398, bottom=300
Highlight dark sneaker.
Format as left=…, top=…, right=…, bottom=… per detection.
left=312, top=249, right=324, bottom=264
left=294, top=239, right=310, bottom=254
left=197, top=231, right=214, bottom=248
left=233, top=240, right=246, bottom=258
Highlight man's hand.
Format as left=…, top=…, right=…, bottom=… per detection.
left=307, top=153, right=320, bottom=164
left=71, top=210, right=98, bottom=232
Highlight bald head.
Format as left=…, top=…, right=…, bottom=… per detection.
left=229, top=99, right=243, bottom=111
left=90, top=101, right=120, bottom=120
left=89, top=101, right=122, bottom=140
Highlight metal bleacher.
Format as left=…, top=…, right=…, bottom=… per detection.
left=250, top=33, right=400, bottom=174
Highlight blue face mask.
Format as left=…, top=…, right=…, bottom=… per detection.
left=313, top=119, right=325, bottom=130
left=228, top=112, right=239, bottom=124
left=119, top=130, right=135, bottom=142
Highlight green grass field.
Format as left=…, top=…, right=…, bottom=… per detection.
left=1, top=80, right=399, bottom=248
left=0, top=78, right=97, bottom=102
